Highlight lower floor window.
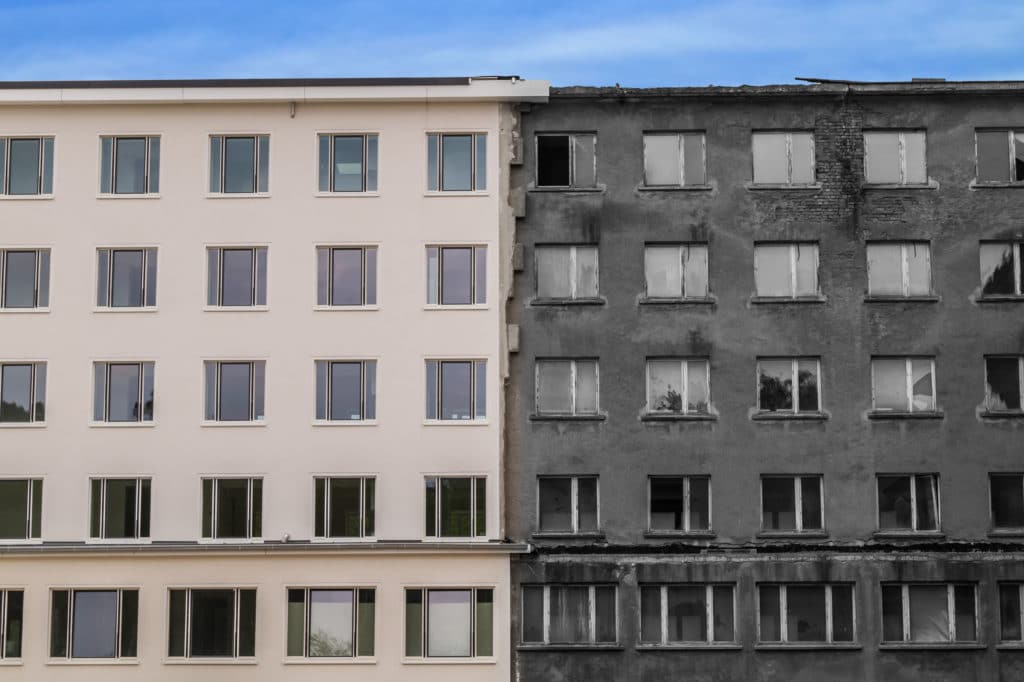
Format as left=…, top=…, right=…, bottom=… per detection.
left=0, top=478, right=42, bottom=540
left=1000, top=583, right=1024, bottom=642
left=0, top=590, right=23, bottom=659
left=882, top=583, right=976, bottom=643
left=405, top=588, right=493, bottom=658
left=287, top=588, right=374, bottom=658
left=521, top=584, right=617, bottom=645
left=425, top=476, right=486, bottom=538
left=168, top=588, right=256, bottom=658
left=759, top=583, right=855, bottom=644
left=640, top=584, right=734, bottom=644
left=50, top=589, right=138, bottom=659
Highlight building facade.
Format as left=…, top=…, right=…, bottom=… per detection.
left=0, top=76, right=547, bottom=679
left=506, top=82, right=1024, bottom=681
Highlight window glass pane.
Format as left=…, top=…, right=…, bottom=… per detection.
left=3, top=251, right=37, bottom=308
left=405, top=590, right=423, bottom=656
left=537, top=135, right=570, bottom=186
left=441, top=248, right=473, bottom=305
left=94, top=480, right=106, bottom=536
left=426, top=134, right=438, bottom=191
left=427, top=590, right=471, bottom=656
left=357, top=590, right=375, bottom=656
left=867, top=244, right=903, bottom=295
left=649, top=477, right=683, bottom=531
left=537, top=361, right=571, bottom=414
left=167, top=590, right=186, bottom=656
left=331, top=249, right=363, bottom=306
left=107, top=364, right=141, bottom=423
left=32, top=364, right=45, bottom=422
left=572, top=134, right=596, bottom=187
left=909, top=585, right=949, bottom=642
left=538, top=478, right=572, bottom=532
left=910, top=359, right=934, bottom=412
left=644, top=134, right=681, bottom=185
left=687, top=360, right=710, bottom=413
left=903, top=131, right=927, bottom=183
left=220, top=249, right=254, bottom=306
left=474, top=247, right=486, bottom=305
left=0, top=364, right=33, bottom=422
left=522, top=587, right=545, bottom=643
left=474, top=477, right=486, bottom=536
left=364, top=362, right=376, bottom=421
left=713, top=586, right=734, bottom=642
left=333, top=136, right=364, bottom=192
left=759, top=359, right=793, bottom=412
left=103, top=479, right=137, bottom=538
left=683, top=133, right=706, bottom=186
left=1015, top=133, right=1024, bottom=182
left=878, top=476, right=913, bottom=529
left=645, top=246, right=681, bottom=297
left=689, top=477, right=710, bottom=530
left=639, top=586, right=662, bottom=642
left=794, top=244, right=817, bottom=295
left=954, top=585, right=976, bottom=641
left=286, top=590, right=304, bottom=656
left=905, top=243, right=931, bottom=295
left=0, top=480, right=27, bottom=539
left=980, top=243, right=1016, bottom=296
left=216, top=479, right=250, bottom=538
left=8, top=139, right=40, bottom=195
left=762, top=478, right=795, bottom=530
left=255, top=248, right=267, bottom=305
left=114, top=138, right=146, bottom=194
left=190, top=590, right=235, bottom=656
left=758, top=585, right=781, bottom=641
left=864, top=132, right=900, bottom=183
left=1000, top=585, right=1022, bottom=641
left=577, top=477, right=599, bottom=532
left=787, top=586, right=826, bottom=642
left=594, top=586, right=616, bottom=642
left=110, top=251, right=144, bottom=307
left=873, top=358, right=908, bottom=411
left=223, top=137, right=255, bottom=193
left=328, top=478, right=361, bottom=537
left=667, top=586, right=706, bottom=642
left=977, top=131, right=1011, bottom=182
left=218, top=363, right=252, bottom=421
left=474, top=134, right=486, bottom=190
left=801, top=478, right=822, bottom=530
left=440, top=478, right=472, bottom=537
left=0, top=139, right=6, bottom=191
left=239, top=588, right=255, bottom=656
left=683, top=244, right=708, bottom=298
left=144, top=249, right=156, bottom=307
left=536, top=248, right=571, bottom=299
left=51, top=591, right=69, bottom=657
left=440, top=361, right=472, bottom=420
left=986, top=358, right=1022, bottom=411
left=881, top=586, right=904, bottom=641
left=329, top=363, right=362, bottom=421
left=914, top=475, right=938, bottom=531
left=309, top=590, right=353, bottom=656
left=575, top=246, right=599, bottom=298
left=475, top=589, right=493, bottom=656
left=790, top=133, right=815, bottom=183
left=648, top=359, right=682, bottom=412
left=575, top=360, right=599, bottom=415
left=549, top=587, right=589, bottom=643
left=441, top=135, right=472, bottom=191
left=752, top=133, right=789, bottom=184
left=5, top=590, right=24, bottom=657
left=72, top=591, right=118, bottom=658
left=754, top=245, right=792, bottom=296
left=992, top=476, right=1024, bottom=528
left=831, top=585, right=854, bottom=642
left=797, top=359, right=819, bottom=412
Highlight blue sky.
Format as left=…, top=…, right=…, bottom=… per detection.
left=1, top=0, right=1021, bottom=86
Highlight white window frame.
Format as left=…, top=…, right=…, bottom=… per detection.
left=427, top=132, right=487, bottom=192
left=534, top=359, right=600, bottom=416
left=313, top=476, right=375, bottom=539
left=864, top=130, right=928, bottom=185
left=89, top=477, right=150, bottom=540
left=0, top=478, right=42, bottom=541
left=646, top=476, right=711, bottom=533
left=867, top=242, right=932, bottom=297
left=167, top=587, right=256, bottom=659
left=426, top=245, right=486, bottom=305
left=201, top=477, right=262, bottom=541
left=752, top=131, right=816, bottom=185
left=1000, top=583, right=1024, bottom=641
left=642, top=132, right=706, bottom=187
left=0, top=361, right=46, bottom=424
left=537, top=475, right=599, bottom=534
left=425, top=476, right=486, bottom=539
left=93, top=361, right=154, bottom=424
left=645, top=358, right=711, bottom=415
left=985, top=356, right=1024, bottom=413
left=757, top=584, right=855, bottom=644
left=0, top=248, right=49, bottom=309
left=405, top=587, right=493, bottom=658
left=0, top=136, right=54, bottom=196
left=643, top=243, right=709, bottom=300
left=314, top=359, right=375, bottom=422
left=760, top=475, right=824, bottom=532
left=535, top=133, right=596, bottom=189
left=876, top=473, right=940, bottom=532
left=754, top=243, right=818, bottom=298
left=100, top=135, right=160, bottom=195
left=203, top=360, right=265, bottom=423
left=424, top=359, right=486, bottom=422
left=285, top=586, right=375, bottom=658
left=640, top=584, right=735, bottom=645
left=980, top=242, right=1023, bottom=296
left=206, top=246, right=267, bottom=308
left=317, top=133, right=378, bottom=193
left=975, top=129, right=1024, bottom=184
left=756, top=357, right=821, bottom=414
left=522, top=584, right=617, bottom=645
left=315, top=245, right=377, bottom=308
left=50, top=588, right=138, bottom=660
left=870, top=357, right=937, bottom=413
left=535, top=245, right=598, bottom=300
left=208, top=134, right=269, bottom=195
left=96, top=247, right=157, bottom=309
left=882, top=583, right=977, bottom=643
left=0, top=589, right=23, bottom=659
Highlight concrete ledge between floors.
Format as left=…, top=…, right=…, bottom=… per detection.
left=0, top=540, right=530, bottom=557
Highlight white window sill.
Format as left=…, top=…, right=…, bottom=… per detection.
left=89, top=421, right=156, bottom=428
left=0, top=422, right=45, bottom=429
left=47, top=659, right=139, bottom=666
left=0, top=660, right=22, bottom=666
left=203, top=306, right=269, bottom=312
left=745, top=182, right=823, bottom=191
left=637, top=643, right=741, bottom=651
left=637, top=184, right=713, bottom=192
left=862, top=180, right=939, bottom=190
left=0, top=539, right=42, bottom=545
left=403, top=657, right=497, bottom=665
left=0, top=307, right=49, bottom=314
left=755, top=643, right=861, bottom=651
left=284, top=657, right=376, bottom=665
left=198, top=538, right=263, bottom=545
left=310, top=536, right=376, bottom=543
left=422, top=419, right=489, bottom=426
left=205, top=193, right=270, bottom=199
left=97, top=193, right=160, bottom=200
left=313, top=305, right=379, bottom=312
left=93, top=306, right=158, bottom=313
left=312, top=420, right=377, bottom=427
left=423, top=304, right=489, bottom=311
left=314, top=192, right=380, bottom=198
left=423, top=191, right=490, bottom=198
left=878, top=643, right=983, bottom=651
left=200, top=421, right=267, bottom=428
left=424, top=536, right=491, bottom=543
left=163, top=658, right=258, bottom=665
left=970, top=181, right=1024, bottom=190
left=84, top=538, right=152, bottom=545
left=0, top=194, right=54, bottom=201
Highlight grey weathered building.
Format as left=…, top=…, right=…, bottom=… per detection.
left=505, top=81, right=1024, bottom=681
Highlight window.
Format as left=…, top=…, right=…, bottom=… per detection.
left=406, top=588, right=492, bottom=658
left=425, top=360, right=486, bottom=421
left=642, top=132, right=706, bottom=187
left=201, top=478, right=262, bottom=540
left=640, top=584, right=734, bottom=644
left=287, top=588, right=375, bottom=658
left=646, top=358, right=710, bottom=415
left=535, top=359, right=599, bottom=417
left=643, top=244, right=708, bottom=299
left=0, top=362, right=46, bottom=423
left=50, top=589, right=138, bottom=659
left=425, top=477, right=486, bottom=538
left=521, top=585, right=616, bottom=645
left=0, top=136, right=54, bottom=195
left=316, top=246, right=376, bottom=307
left=758, top=584, right=854, bottom=644
left=976, top=130, right=1024, bottom=183
left=877, top=474, right=939, bottom=532
left=100, top=136, right=159, bottom=194
left=980, top=242, right=1023, bottom=297
left=752, top=131, right=815, bottom=185
left=990, top=474, right=1024, bottom=529
left=314, top=477, right=375, bottom=538
left=97, top=248, right=157, bottom=308
left=207, top=247, right=267, bottom=307
left=0, top=479, right=41, bottom=540
left=0, top=590, right=23, bottom=659
left=986, top=356, right=1023, bottom=413
left=864, top=131, right=927, bottom=185
left=882, top=584, right=976, bottom=643
left=761, top=476, right=823, bottom=532
left=538, top=476, right=599, bottom=534
left=427, top=133, right=485, bottom=191
left=203, top=360, right=265, bottom=422
left=871, top=357, right=936, bottom=413
left=92, top=362, right=154, bottom=423
left=866, top=242, right=931, bottom=297
left=754, top=243, right=818, bottom=298
left=315, top=360, right=376, bottom=421
left=318, top=134, right=378, bottom=192
left=168, top=588, right=256, bottom=658
left=536, top=133, right=596, bottom=188
left=757, top=357, right=821, bottom=414
left=1, top=249, right=49, bottom=309
left=209, top=135, right=269, bottom=194
left=535, top=245, right=599, bottom=300
left=1000, top=584, right=1024, bottom=641
left=648, top=476, right=710, bottom=533
left=89, top=478, right=150, bottom=540
left=427, top=246, right=486, bottom=305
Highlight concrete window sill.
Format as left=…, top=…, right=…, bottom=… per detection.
left=862, top=180, right=939, bottom=190
left=757, top=531, right=829, bottom=539
left=637, top=643, right=741, bottom=651
left=872, top=531, right=946, bottom=540
left=751, top=411, right=828, bottom=422
left=988, top=529, right=1024, bottom=538
left=996, top=643, right=1024, bottom=650
left=527, top=186, right=605, bottom=194
left=529, top=414, right=607, bottom=422
left=283, top=657, right=376, bottom=665
left=867, top=411, right=944, bottom=421
left=745, top=182, right=823, bottom=191
left=980, top=411, right=1024, bottom=420
left=531, top=532, right=606, bottom=540
left=643, top=531, right=716, bottom=540
left=422, top=191, right=490, bottom=198
left=755, top=643, right=861, bottom=651
left=750, top=295, right=827, bottom=305
left=639, top=296, right=716, bottom=306
left=0, top=308, right=50, bottom=314
left=878, top=643, right=984, bottom=651
left=641, top=413, right=717, bottom=422
left=516, top=644, right=623, bottom=652
left=969, top=181, right=1024, bottom=190
left=864, top=295, right=940, bottom=303
left=530, top=297, right=605, bottom=307
left=976, top=295, right=1024, bottom=303
left=637, top=184, right=713, bottom=192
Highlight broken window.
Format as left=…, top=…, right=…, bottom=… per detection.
left=538, top=476, right=598, bottom=533
left=427, top=246, right=486, bottom=305
left=976, top=130, right=1024, bottom=183
left=0, top=136, right=54, bottom=195
left=640, top=584, right=734, bottom=645
left=521, top=585, right=616, bottom=645
left=1000, top=584, right=1024, bottom=642
left=425, top=477, right=486, bottom=538
left=882, top=584, right=975, bottom=643
left=535, top=359, right=599, bottom=416
left=316, top=246, right=377, bottom=307
left=427, top=133, right=486, bottom=192
left=758, top=584, right=854, bottom=643
left=425, top=360, right=486, bottom=421
left=0, top=362, right=46, bottom=423
left=1, top=249, right=50, bottom=309
left=866, top=242, right=931, bottom=297
left=536, top=133, right=596, bottom=188
left=877, top=474, right=939, bottom=532
left=754, top=243, right=818, bottom=298
left=643, top=244, right=708, bottom=299
left=643, top=132, right=706, bottom=186
left=871, top=357, right=936, bottom=413
left=990, top=475, right=1024, bottom=529
left=757, top=357, right=820, bottom=413
left=864, top=130, right=927, bottom=184
left=646, top=358, right=710, bottom=415
left=761, top=476, right=823, bottom=532
left=985, top=356, right=1023, bottom=413
left=648, top=476, right=710, bottom=533
left=979, top=242, right=1023, bottom=297
left=752, top=131, right=815, bottom=185
left=535, top=245, right=598, bottom=300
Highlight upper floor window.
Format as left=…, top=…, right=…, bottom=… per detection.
left=882, top=583, right=975, bottom=643
left=427, top=133, right=485, bottom=191
left=0, top=478, right=42, bottom=540
left=759, top=584, right=854, bottom=644
left=315, top=360, right=376, bottom=422
left=538, top=475, right=598, bottom=534
left=207, top=247, right=267, bottom=308
left=649, top=476, right=709, bottom=533
left=314, top=477, right=375, bottom=539
left=986, top=356, right=1023, bottom=414
left=877, top=474, right=939, bottom=532
left=864, top=130, right=927, bottom=185
left=1000, top=584, right=1024, bottom=642
left=209, top=135, right=269, bottom=194
left=976, top=130, right=1024, bottom=184
left=535, top=245, right=598, bottom=301
left=425, top=476, right=486, bottom=538
left=642, top=132, right=706, bottom=187
left=316, top=246, right=376, bottom=307
left=97, top=248, right=157, bottom=308
left=752, top=131, right=815, bottom=185
left=202, top=477, right=262, bottom=540
left=1, top=249, right=49, bottom=309
left=980, top=242, right=1023, bottom=297
left=757, top=357, right=821, bottom=414
left=406, top=588, right=493, bottom=658
left=646, top=358, right=710, bottom=415
left=92, top=362, right=154, bottom=423
left=100, top=136, right=159, bottom=195
left=761, top=475, right=823, bottom=533
left=318, top=134, right=378, bottom=192
left=50, top=589, right=138, bottom=659
left=991, top=474, right=1024, bottom=530
left=536, top=133, right=596, bottom=188
left=287, top=587, right=375, bottom=658
left=0, top=136, right=54, bottom=196
left=521, top=585, right=616, bottom=645
left=0, top=362, right=46, bottom=423
left=203, top=360, right=265, bottom=422
left=867, top=242, right=931, bottom=297
left=425, top=360, right=486, bottom=421
left=644, top=243, right=708, bottom=300
left=0, top=590, right=23, bottom=659
left=535, top=359, right=599, bottom=417
left=640, top=584, right=734, bottom=645
left=90, top=478, right=150, bottom=540
left=168, top=588, right=256, bottom=658
left=754, top=243, right=818, bottom=299
left=871, top=357, right=936, bottom=414
left=427, top=246, right=486, bottom=305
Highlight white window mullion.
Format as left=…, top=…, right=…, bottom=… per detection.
left=99, top=481, right=108, bottom=539
left=825, top=586, right=834, bottom=643
left=661, top=587, right=669, bottom=645
left=779, top=586, right=789, bottom=642
left=571, top=477, right=579, bottom=533
left=901, top=585, right=911, bottom=642
left=680, top=360, right=689, bottom=415
left=791, top=359, right=800, bottom=413
left=115, top=590, right=123, bottom=658
left=233, top=589, right=240, bottom=658
left=1014, top=247, right=1022, bottom=295
left=794, top=478, right=803, bottom=530
left=542, top=587, right=550, bottom=645
left=789, top=245, right=798, bottom=297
